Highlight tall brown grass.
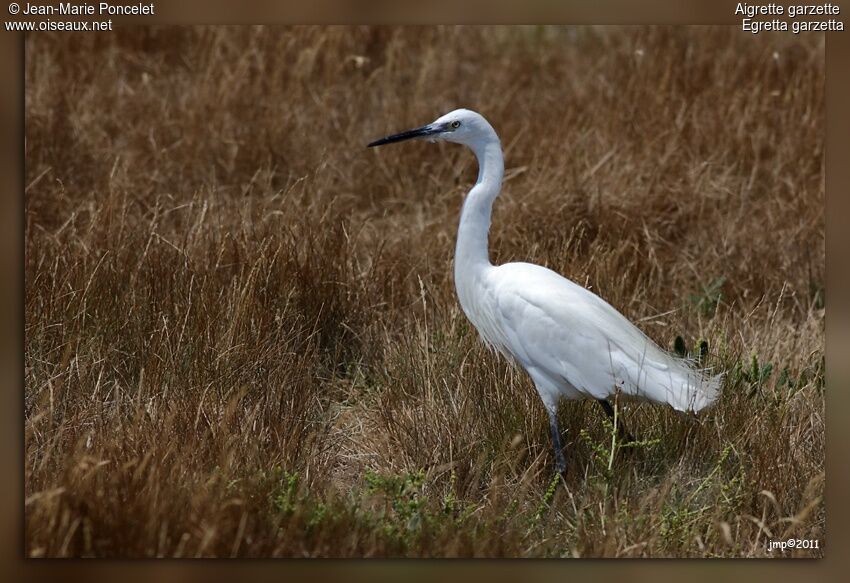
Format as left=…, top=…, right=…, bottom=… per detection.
left=24, top=26, right=824, bottom=557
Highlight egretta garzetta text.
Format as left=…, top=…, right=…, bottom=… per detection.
left=368, top=109, right=721, bottom=473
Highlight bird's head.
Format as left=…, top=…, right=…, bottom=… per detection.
left=368, top=108, right=497, bottom=150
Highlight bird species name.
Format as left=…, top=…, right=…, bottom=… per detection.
left=735, top=3, right=844, bottom=33
left=735, top=3, right=839, bottom=17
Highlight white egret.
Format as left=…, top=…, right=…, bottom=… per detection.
left=368, top=109, right=721, bottom=473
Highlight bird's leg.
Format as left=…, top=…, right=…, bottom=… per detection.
left=547, top=409, right=567, bottom=474
left=596, top=399, right=635, bottom=444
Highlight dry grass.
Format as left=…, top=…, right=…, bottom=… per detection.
left=24, top=26, right=824, bottom=557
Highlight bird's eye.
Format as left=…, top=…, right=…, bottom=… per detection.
left=450, top=121, right=461, bottom=129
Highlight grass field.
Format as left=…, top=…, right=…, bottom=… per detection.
left=24, top=26, right=825, bottom=557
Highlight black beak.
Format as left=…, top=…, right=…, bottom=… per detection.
left=368, top=124, right=442, bottom=147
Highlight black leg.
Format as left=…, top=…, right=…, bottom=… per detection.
left=548, top=409, right=567, bottom=474
left=597, top=399, right=635, bottom=443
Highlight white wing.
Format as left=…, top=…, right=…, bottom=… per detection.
left=482, top=262, right=720, bottom=412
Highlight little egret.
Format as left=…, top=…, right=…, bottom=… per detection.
left=368, top=109, right=721, bottom=473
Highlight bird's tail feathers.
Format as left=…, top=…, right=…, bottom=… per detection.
left=678, top=369, right=723, bottom=413
left=622, top=349, right=723, bottom=413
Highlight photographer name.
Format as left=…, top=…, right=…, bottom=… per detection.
left=22, top=2, right=154, bottom=16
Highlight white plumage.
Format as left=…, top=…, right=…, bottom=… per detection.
left=369, top=108, right=720, bottom=472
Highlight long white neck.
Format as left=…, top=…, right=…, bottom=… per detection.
left=454, top=137, right=505, bottom=279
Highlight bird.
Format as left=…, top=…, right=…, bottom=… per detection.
left=368, top=108, right=721, bottom=474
